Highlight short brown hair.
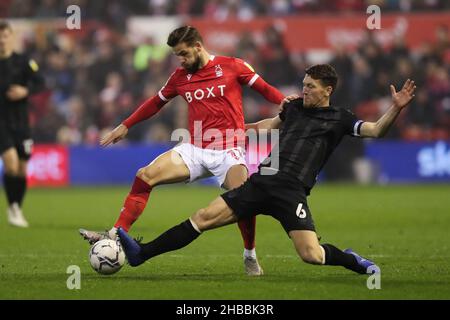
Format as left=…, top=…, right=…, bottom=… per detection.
left=167, top=26, right=203, bottom=47
left=0, top=20, right=12, bottom=32
left=305, top=64, right=338, bottom=94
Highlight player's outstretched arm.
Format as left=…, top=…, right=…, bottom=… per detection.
left=245, top=116, right=282, bottom=132
left=100, top=123, right=128, bottom=147
left=360, top=79, right=416, bottom=138
left=100, top=94, right=168, bottom=146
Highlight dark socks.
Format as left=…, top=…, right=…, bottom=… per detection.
left=16, top=176, right=27, bottom=206
left=140, top=219, right=201, bottom=260
left=3, top=174, right=15, bottom=205
left=2, top=174, right=26, bottom=206
left=322, top=243, right=366, bottom=274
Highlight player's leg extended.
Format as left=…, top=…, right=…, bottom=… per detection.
left=1, top=148, right=28, bottom=227
left=223, top=164, right=262, bottom=275
left=289, top=230, right=379, bottom=274
left=80, top=150, right=190, bottom=243
left=117, top=196, right=238, bottom=266
left=113, top=150, right=190, bottom=231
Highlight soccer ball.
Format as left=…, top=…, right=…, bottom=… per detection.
left=89, top=239, right=125, bottom=275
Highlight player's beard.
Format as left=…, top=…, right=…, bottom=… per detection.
left=183, top=54, right=201, bottom=74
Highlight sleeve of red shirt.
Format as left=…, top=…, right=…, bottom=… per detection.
left=122, top=71, right=179, bottom=129
left=122, top=95, right=167, bottom=128
left=234, top=57, right=284, bottom=105
left=251, top=77, right=284, bottom=105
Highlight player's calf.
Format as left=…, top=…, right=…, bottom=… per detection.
left=291, top=230, right=324, bottom=265
left=191, top=197, right=238, bottom=231
left=298, top=245, right=324, bottom=265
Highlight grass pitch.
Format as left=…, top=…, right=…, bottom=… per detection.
left=0, top=184, right=449, bottom=300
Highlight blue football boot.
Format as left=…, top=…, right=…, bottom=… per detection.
left=344, top=248, right=380, bottom=274
left=117, top=227, right=145, bottom=267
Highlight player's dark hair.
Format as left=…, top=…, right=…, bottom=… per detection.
left=167, top=26, right=203, bottom=47
left=305, top=64, right=338, bottom=94
left=0, top=20, right=12, bottom=32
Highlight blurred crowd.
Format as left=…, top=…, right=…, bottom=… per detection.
left=22, top=22, right=449, bottom=145
left=329, top=25, right=450, bottom=141
left=1, top=1, right=449, bottom=145
left=2, top=1, right=450, bottom=27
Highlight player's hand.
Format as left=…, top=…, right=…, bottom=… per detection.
left=279, top=94, right=300, bottom=112
left=6, top=85, right=29, bottom=101
left=100, top=124, right=128, bottom=147
left=391, top=79, right=416, bottom=110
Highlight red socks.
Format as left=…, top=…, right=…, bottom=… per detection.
left=114, top=177, right=152, bottom=231
left=237, top=215, right=256, bottom=250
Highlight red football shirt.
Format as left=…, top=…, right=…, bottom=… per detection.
left=158, top=55, right=262, bottom=149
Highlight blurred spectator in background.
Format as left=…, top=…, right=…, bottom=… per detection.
left=0, top=21, right=45, bottom=227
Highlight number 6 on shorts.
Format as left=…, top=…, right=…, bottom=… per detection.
left=296, top=203, right=307, bottom=219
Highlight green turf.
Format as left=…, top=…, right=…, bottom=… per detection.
left=0, top=184, right=449, bottom=299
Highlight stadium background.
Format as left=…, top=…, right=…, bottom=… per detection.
left=0, top=0, right=450, bottom=300
left=0, top=0, right=449, bottom=186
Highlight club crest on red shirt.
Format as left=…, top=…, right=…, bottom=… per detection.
left=215, top=65, right=223, bottom=77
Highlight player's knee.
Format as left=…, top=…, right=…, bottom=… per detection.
left=299, top=246, right=322, bottom=265
left=3, top=163, right=20, bottom=176
left=3, top=168, right=18, bottom=176
left=136, top=167, right=157, bottom=187
left=192, top=207, right=214, bottom=231
left=194, top=207, right=209, bottom=224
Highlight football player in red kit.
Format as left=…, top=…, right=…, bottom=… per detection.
left=80, top=26, right=288, bottom=275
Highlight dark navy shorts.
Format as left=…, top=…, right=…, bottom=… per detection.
left=221, top=172, right=315, bottom=234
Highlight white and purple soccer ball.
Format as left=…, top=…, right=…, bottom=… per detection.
left=89, top=239, right=125, bottom=275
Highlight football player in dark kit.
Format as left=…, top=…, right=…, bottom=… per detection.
left=0, top=21, right=44, bottom=227
left=117, top=64, right=416, bottom=275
